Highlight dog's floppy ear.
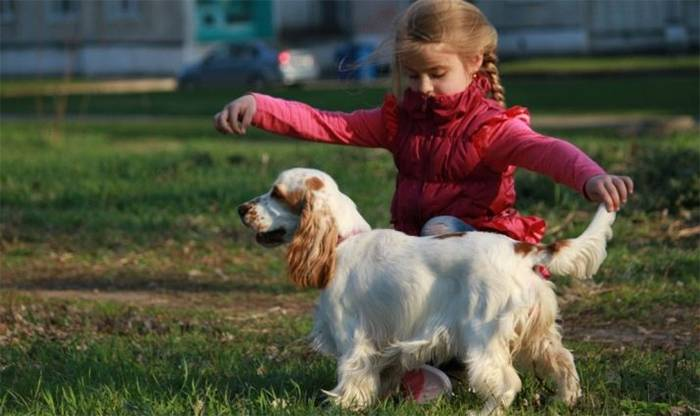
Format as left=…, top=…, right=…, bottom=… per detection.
left=286, top=177, right=338, bottom=289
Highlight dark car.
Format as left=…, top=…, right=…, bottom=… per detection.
left=177, top=41, right=320, bottom=89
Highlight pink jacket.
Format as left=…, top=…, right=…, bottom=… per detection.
left=251, top=77, right=605, bottom=243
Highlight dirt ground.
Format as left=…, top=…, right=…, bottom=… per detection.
left=10, top=285, right=698, bottom=352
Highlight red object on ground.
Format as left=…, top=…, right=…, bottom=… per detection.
left=401, top=365, right=453, bottom=403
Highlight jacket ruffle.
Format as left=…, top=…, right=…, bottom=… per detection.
left=471, top=209, right=546, bottom=244
left=381, top=93, right=399, bottom=143
left=472, top=106, right=530, bottom=158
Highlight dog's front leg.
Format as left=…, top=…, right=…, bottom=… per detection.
left=378, top=364, right=404, bottom=399
left=324, top=341, right=381, bottom=410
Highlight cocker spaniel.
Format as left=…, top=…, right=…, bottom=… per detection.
left=238, top=168, right=615, bottom=415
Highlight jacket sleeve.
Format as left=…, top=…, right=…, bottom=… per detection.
left=250, top=93, right=388, bottom=148
left=482, top=118, right=606, bottom=195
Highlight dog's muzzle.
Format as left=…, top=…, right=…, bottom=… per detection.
left=238, top=202, right=287, bottom=247
left=238, top=203, right=252, bottom=219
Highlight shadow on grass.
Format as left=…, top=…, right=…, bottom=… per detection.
left=0, top=270, right=293, bottom=295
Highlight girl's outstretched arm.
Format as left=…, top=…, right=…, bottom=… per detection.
left=214, top=93, right=388, bottom=148
left=214, top=95, right=257, bottom=135
left=483, top=118, right=634, bottom=212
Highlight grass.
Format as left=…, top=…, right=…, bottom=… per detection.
left=1, top=76, right=699, bottom=414
left=1, top=74, right=699, bottom=117
left=1, top=296, right=698, bottom=415
left=1, top=54, right=698, bottom=96
left=499, top=54, right=700, bottom=74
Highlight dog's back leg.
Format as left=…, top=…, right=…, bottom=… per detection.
left=515, top=292, right=581, bottom=407
left=521, top=327, right=582, bottom=407
left=378, top=364, right=404, bottom=399
left=465, top=341, right=522, bottom=416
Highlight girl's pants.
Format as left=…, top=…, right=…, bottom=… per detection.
left=420, top=215, right=476, bottom=236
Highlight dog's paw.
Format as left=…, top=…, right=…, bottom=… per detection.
left=468, top=408, right=505, bottom=416
left=558, top=377, right=582, bottom=407
left=324, top=388, right=374, bottom=411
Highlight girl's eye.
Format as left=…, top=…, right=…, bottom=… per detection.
left=430, top=72, right=446, bottom=79
left=408, top=74, right=419, bottom=80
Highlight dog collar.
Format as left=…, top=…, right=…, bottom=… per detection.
left=337, top=229, right=366, bottom=245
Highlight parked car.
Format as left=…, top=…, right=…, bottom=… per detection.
left=177, top=41, right=320, bottom=89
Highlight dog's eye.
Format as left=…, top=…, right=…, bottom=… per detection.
left=271, top=185, right=284, bottom=200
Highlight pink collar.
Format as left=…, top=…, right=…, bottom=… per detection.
left=337, top=229, right=366, bottom=245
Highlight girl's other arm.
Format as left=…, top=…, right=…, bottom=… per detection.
left=484, top=119, right=633, bottom=212
left=583, top=173, right=634, bottom=212
left=214, top=93, right=387, bottom=148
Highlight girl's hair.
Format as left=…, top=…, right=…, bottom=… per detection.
left=391, top=0, right=505, bottom=106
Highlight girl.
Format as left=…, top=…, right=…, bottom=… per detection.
left=215, top=0, right=633, bottom=402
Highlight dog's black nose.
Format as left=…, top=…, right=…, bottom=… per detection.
left=238, top=203, right=251, bottom=218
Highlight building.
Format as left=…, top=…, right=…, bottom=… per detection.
left=478, top=0, right=699, bottom=57
left=0, top=0, right=697, bottom=77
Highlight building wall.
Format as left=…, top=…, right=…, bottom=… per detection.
left=476, top=0, right=699, bottom=56
left=1, top=0, right=189, bottom=76
left=1, top=0, right=697, bottom=77
left=349, top=0, right=410, bottom=41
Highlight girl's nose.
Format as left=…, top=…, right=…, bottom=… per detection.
left=418, top=76, right=433, bottom=95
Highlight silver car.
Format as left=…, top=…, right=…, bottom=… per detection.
left=177, top=41, right=320, bottom=89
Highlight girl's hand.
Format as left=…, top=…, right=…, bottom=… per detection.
left=214, top=95, right=257, bottom=135
left=584, top=174, right=634, bottom=212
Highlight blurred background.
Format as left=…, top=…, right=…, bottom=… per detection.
left=0, top=0, right=698, bottom=85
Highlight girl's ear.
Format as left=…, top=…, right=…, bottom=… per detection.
left=465, top=54, right=484, bottom=75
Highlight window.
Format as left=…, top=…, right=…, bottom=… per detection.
left=104, top=0, right=141, bottom=21
left=0, top=0, right=16, bottom=24
left=46, top=0, right=80, bottom=22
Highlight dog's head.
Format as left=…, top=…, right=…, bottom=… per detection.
left=238, top=168, right=340, bottom=288
left=238, top=168, right=338, bottom=246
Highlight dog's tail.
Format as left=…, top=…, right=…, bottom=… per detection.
left=526, top=204, right=615, bottom=279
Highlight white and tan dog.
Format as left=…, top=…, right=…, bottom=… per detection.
left=238, top=168, right=615, bottom=415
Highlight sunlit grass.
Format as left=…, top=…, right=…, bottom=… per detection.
left=500, top=54, right=700, bottom=74
left=1, top=294, right=697, bottom=415
left=1, top=70, right=698, bottom=116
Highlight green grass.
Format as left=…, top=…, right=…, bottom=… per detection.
left=1, top=80, right=699, bottom=414
left=1, top=73, right=699, bottom=117
left=1, top=54, right=697, bottom=96
left=1, top=296, right=697, bottom=416
left=499, top=54, right=700, bottom=74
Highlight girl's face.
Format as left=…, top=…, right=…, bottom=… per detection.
left=400, top=43, right=481, bottom=96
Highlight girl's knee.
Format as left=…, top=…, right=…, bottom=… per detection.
left=421, top=216, right=475, bottom=236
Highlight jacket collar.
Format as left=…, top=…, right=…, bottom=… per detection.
left=400, top=74, right=492, bottom=125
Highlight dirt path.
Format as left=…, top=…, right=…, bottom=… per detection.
left=19, top=288, right=314, bottom=316
left=9, top=287, right=697, bottom=351
left=1, top=78, right=177, bottom=97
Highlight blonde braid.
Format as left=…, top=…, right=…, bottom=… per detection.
left=481, top=51, right=506, bottom=107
